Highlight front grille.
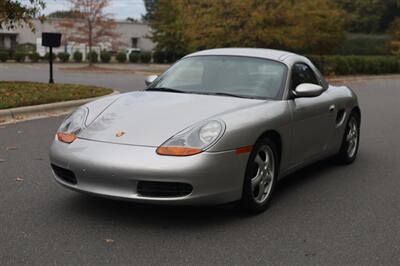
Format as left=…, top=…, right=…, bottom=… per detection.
left=137, top=181, right=193, bottom=198
left=51, top=164, right=77, bottom=185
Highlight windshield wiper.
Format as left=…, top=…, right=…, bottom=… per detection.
left=212, top=92, right=248, bottom=98
left=147, top=87, right=186, bottom=93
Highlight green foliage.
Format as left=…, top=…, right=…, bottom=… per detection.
left=152, top=51, right=166, bottom=63
left=28, top=52, right=40, bottom=62
left=57, top=52, right=70, bottom=63
left=129, top=52, right=140, bottom=63
left=115, top=52, right=127, bottom=63
left=335, top=34, right=391, bottom=55
left=143, top=0, right=158, bottom=21
left=140, top=52, right=152, bottom=63
left=100, top=51, right=112, bottom=63
left=388, top=18, right=400, bottom=57
left=334, top=0, right=400, bottom=33
left=47, top=10, right=81, bottom=18
left=73, top=51, right=83, bottom=62
left=0, top=81, right=113, bottom=110
left=308, top=55, right=400, bottom=76
left=88, top=51, right=98, bottom=63
left=14, top=52, right=26, bottom=62
left=151, top=0, right=346, bottom=55
left=15, top=43, right=35, bottom=53
left=0, top=51, right=8, bottom=62
left=43, top=52, right=50, bottom=61
left=149, top=0, right=189, bottom=57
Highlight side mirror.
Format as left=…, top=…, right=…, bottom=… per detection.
left=294, top=83, right=323, bottom=98
left=145, top=75, right=158, bottom=86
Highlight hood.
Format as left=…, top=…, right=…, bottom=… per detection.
left=79, top=91, right=264, bottom=146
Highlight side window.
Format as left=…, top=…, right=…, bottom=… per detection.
left=291, top=63, right=319, bottom=90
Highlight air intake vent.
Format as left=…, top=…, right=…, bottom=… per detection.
left=137, top=181, right=193, bottom=198
left=51, top=164, right=77, bottom=185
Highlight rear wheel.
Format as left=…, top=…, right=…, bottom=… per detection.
left=240, top=138, right=278, bottom=214
left=337, top=112, right=360, bottom=164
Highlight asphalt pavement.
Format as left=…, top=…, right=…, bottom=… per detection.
left=1, top=67, right=400, bottom=265
left=0, top=63, right=149, bottom=92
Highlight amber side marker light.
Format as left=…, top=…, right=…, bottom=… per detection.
left=235, top=146, right=253, bottom=155
left=57, top=132, right=77, bottom=144
left=157, top=146, right=203, bottom=156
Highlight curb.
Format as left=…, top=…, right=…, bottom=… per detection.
left=327, top=74, right=400, bottom=84
left=0, top=90, right=120, bottom=125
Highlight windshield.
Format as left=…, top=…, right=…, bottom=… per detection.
left=149, top=55, right=287, bottom=100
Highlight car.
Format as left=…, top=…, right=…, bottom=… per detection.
left=49, top=48, right=361, bottom=213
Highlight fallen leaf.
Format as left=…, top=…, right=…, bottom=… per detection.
left=15, top=116, right=24, bottom=120
left=115, top=131, right=125, bottom=137
left=6, top=146, right=17, bottom=151
left=0, top=119, right=6, bottom=124
left=104, top=239, right=114, bottom=244
left=15, top=177, right=24, bottom=182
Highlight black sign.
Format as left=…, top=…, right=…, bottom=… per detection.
left=42, top=32, right=62, bottom=47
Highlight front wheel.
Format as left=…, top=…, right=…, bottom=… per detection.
left=337, top=112, right=360, bottom=164
left=240, top=138, right=278, bottom=214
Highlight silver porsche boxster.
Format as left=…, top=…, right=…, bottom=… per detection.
left=49, top=48, right=361, bottom=213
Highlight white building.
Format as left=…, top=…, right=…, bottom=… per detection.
left=0, top=18, right=155, bottom=56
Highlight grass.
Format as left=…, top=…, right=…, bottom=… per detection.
left=0, top=82, right=113, bottom=109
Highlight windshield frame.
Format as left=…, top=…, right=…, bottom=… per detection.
left=147, top=55, right=289, bottom=100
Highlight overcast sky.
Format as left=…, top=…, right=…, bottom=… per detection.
left=42, top=0, right=146, bottom=20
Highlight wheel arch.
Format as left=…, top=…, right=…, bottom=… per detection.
left=352, top=106, right=361, bottom=123
left=257, top=130, right=282, bottom=164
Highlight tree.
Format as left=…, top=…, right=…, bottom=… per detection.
left=55, top=0, right=124, bottom=64
left=334, top=0, right=400, bottom=33
left=149, top=0, right=188, bottom=57
left=0, top=0, right=45, bottom=30
left=150, top=0, right=345, bottom=56
left=47, top=10, right=81, bottom=19
left=142, top=0, right=158, bottom=22
left=388, top=17, right=400, bottom=57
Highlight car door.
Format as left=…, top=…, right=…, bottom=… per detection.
left=288, top=63, right=336, bottom=166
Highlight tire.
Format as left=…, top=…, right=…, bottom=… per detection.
left=240, top=137, right=279, bottom=214
left=337, top=112, right=360, bottom=164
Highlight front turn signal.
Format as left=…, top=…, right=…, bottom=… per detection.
left=57, top=132, right=77, bottom=144
left=156, top=146, right=202, bottom=156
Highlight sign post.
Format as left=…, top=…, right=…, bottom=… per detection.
left=42, top=33, right=62, bottom=84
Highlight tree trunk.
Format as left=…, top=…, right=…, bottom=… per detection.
left=88, top=19, right=93, bottom=66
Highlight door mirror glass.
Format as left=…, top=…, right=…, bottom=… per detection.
left=294, top=83, right=323, bottom=98
left=145, top=75, right=158, bottom=86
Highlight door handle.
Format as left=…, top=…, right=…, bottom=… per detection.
left=329, top=105, right=336, bottom=112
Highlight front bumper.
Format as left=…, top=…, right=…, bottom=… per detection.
left=49, top=138, right=249, bottom=205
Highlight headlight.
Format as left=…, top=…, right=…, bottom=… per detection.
left=56, top=108, right=88, bottom=144
left=156, top=120, right=225, bottom=156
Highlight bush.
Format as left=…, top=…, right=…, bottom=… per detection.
left=100, top=51, right=112, bottom=63
left=0, top=51, right=8, bottom=62
left=88, top=51, right=98, bottom=63
left=129, top=52, right=140, bottom=63
left=335, top=34, right=391, bottom=56
left=57, top=52, right=70, bottom=63
left=44, top=52, right=50, bottom=61
left=153, top=51, right=166, bottom=64
left=14, top=52, right=26, bottom=62
left=308, top=55, right=400, bottom=76
left=15, top=43, right=36, bottom=54
left=28, top=52, right=40, bottom=62
left=140, top=52, right=152, bottom=63
left=116, top=52, right=127, bottom=63
left=73, top=51, right=83, bottom=62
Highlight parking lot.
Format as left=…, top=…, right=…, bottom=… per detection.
left=1, top=64, right=400, bottom=265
